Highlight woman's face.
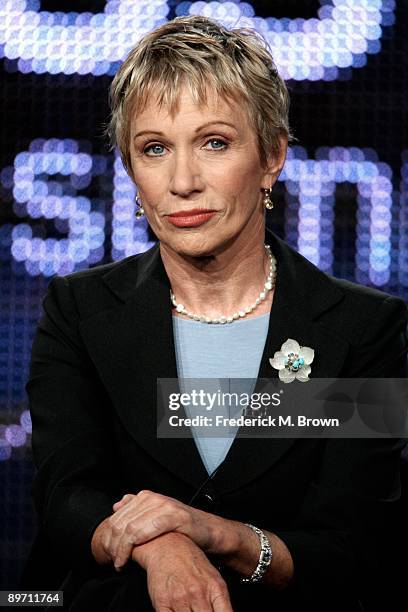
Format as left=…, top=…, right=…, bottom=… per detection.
left=130, top=85, right=286, bottom=258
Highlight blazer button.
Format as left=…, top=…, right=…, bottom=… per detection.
left=200, top=491, right=219, bottom=511
left=204, top=492, right=214, bottom=504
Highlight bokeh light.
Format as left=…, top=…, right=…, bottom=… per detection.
left=0, top=1, right=395, bottom=79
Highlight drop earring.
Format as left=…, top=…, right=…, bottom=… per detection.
left=263, top=187, right=274, bottom=210
left=135, top=195, right=145, bottom=219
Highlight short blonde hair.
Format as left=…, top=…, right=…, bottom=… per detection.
left=108, top=15, right=292, bottom=177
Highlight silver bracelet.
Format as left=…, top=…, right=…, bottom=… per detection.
left=240, top=523, right=273, bottom=584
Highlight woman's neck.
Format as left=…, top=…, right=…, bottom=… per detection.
left=159, top=235, right=275, bottom=321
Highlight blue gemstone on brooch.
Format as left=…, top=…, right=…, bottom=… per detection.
left=285, top=352, right=304, bottom=372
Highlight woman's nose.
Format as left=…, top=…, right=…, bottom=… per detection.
left=169, top=150, right=202, bottom=197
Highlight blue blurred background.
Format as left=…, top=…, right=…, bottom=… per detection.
left=0, top=0, right=407, bottom=590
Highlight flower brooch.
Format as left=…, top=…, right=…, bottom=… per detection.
left=269, top=339, right=315, bottom=383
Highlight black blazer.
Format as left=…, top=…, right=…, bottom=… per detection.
left=24, top=228, right=408, bottom=611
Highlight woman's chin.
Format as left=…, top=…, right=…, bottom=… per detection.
left=160, top=235, right=220, bottom=259
left=173, top=245, right=216, bottom=260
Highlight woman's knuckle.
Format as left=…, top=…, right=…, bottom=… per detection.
left=124, top=521, right=137, bottom=535
left=212, top=591, right=230, bottom=609
left=186, top=581, right=203, bottom=597
left=137, top=489, right=151, bottom=498
left=110, top=522, right=122, bottom=536
left=171, top=585, right=184, bottom=598
left=196, top=587, right=208, bottom=602
left=155, top=598, right=172, bottom=612
left=178, top=507, right=190, bottom=521
left=211, top=577, right=228, bottom=595
left=106, top=516, right=116, bottom=528
left=151, top=515, right=164, bottom=529
left=100, top=537, right=110, bottom=553
left=170, top=591, right=186, bottom=606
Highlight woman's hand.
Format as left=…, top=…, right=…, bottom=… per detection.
left=108, top=490, right=238, bottom=571
left=91, top=524, right=233, bottom=610
left=141, top=532, right=233, bottom=611
left=91, top=490, right=294, bottom=592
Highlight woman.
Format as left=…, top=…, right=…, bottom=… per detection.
left=24, top=15, right=407, bottom=612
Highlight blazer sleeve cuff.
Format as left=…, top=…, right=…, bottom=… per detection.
left=43, top=485, right=117, bottom=573
left=272, top=529, right=357, bottom=604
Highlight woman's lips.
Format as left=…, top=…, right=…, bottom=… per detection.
left=167, top=211, right=217, bottom=227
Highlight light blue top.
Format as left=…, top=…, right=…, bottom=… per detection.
left=172, top=312, right=270, bottom=475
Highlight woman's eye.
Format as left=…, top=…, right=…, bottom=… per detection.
left=144, top=144, right=165, bottom=156
left=205, top=138, right=227, bottom=151
left=143, top=139, right=227, bottom=156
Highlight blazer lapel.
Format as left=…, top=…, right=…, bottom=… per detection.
left=78, top=245, right=210, bottom=490
left=212, top=229, right=350, bottom=493
left=78, top=228, right=350, bottom=495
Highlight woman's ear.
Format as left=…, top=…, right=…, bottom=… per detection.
left=261, top=133, right=288, bottom=189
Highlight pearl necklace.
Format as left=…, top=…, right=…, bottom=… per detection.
left=170, top=244, right=277, bottom=324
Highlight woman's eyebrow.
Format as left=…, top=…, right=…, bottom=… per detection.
left=194, top=120, right=238, bottom=132
left=133, top=121, right=238, bottom=140
left=133, top=130, right=164, bottom=140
